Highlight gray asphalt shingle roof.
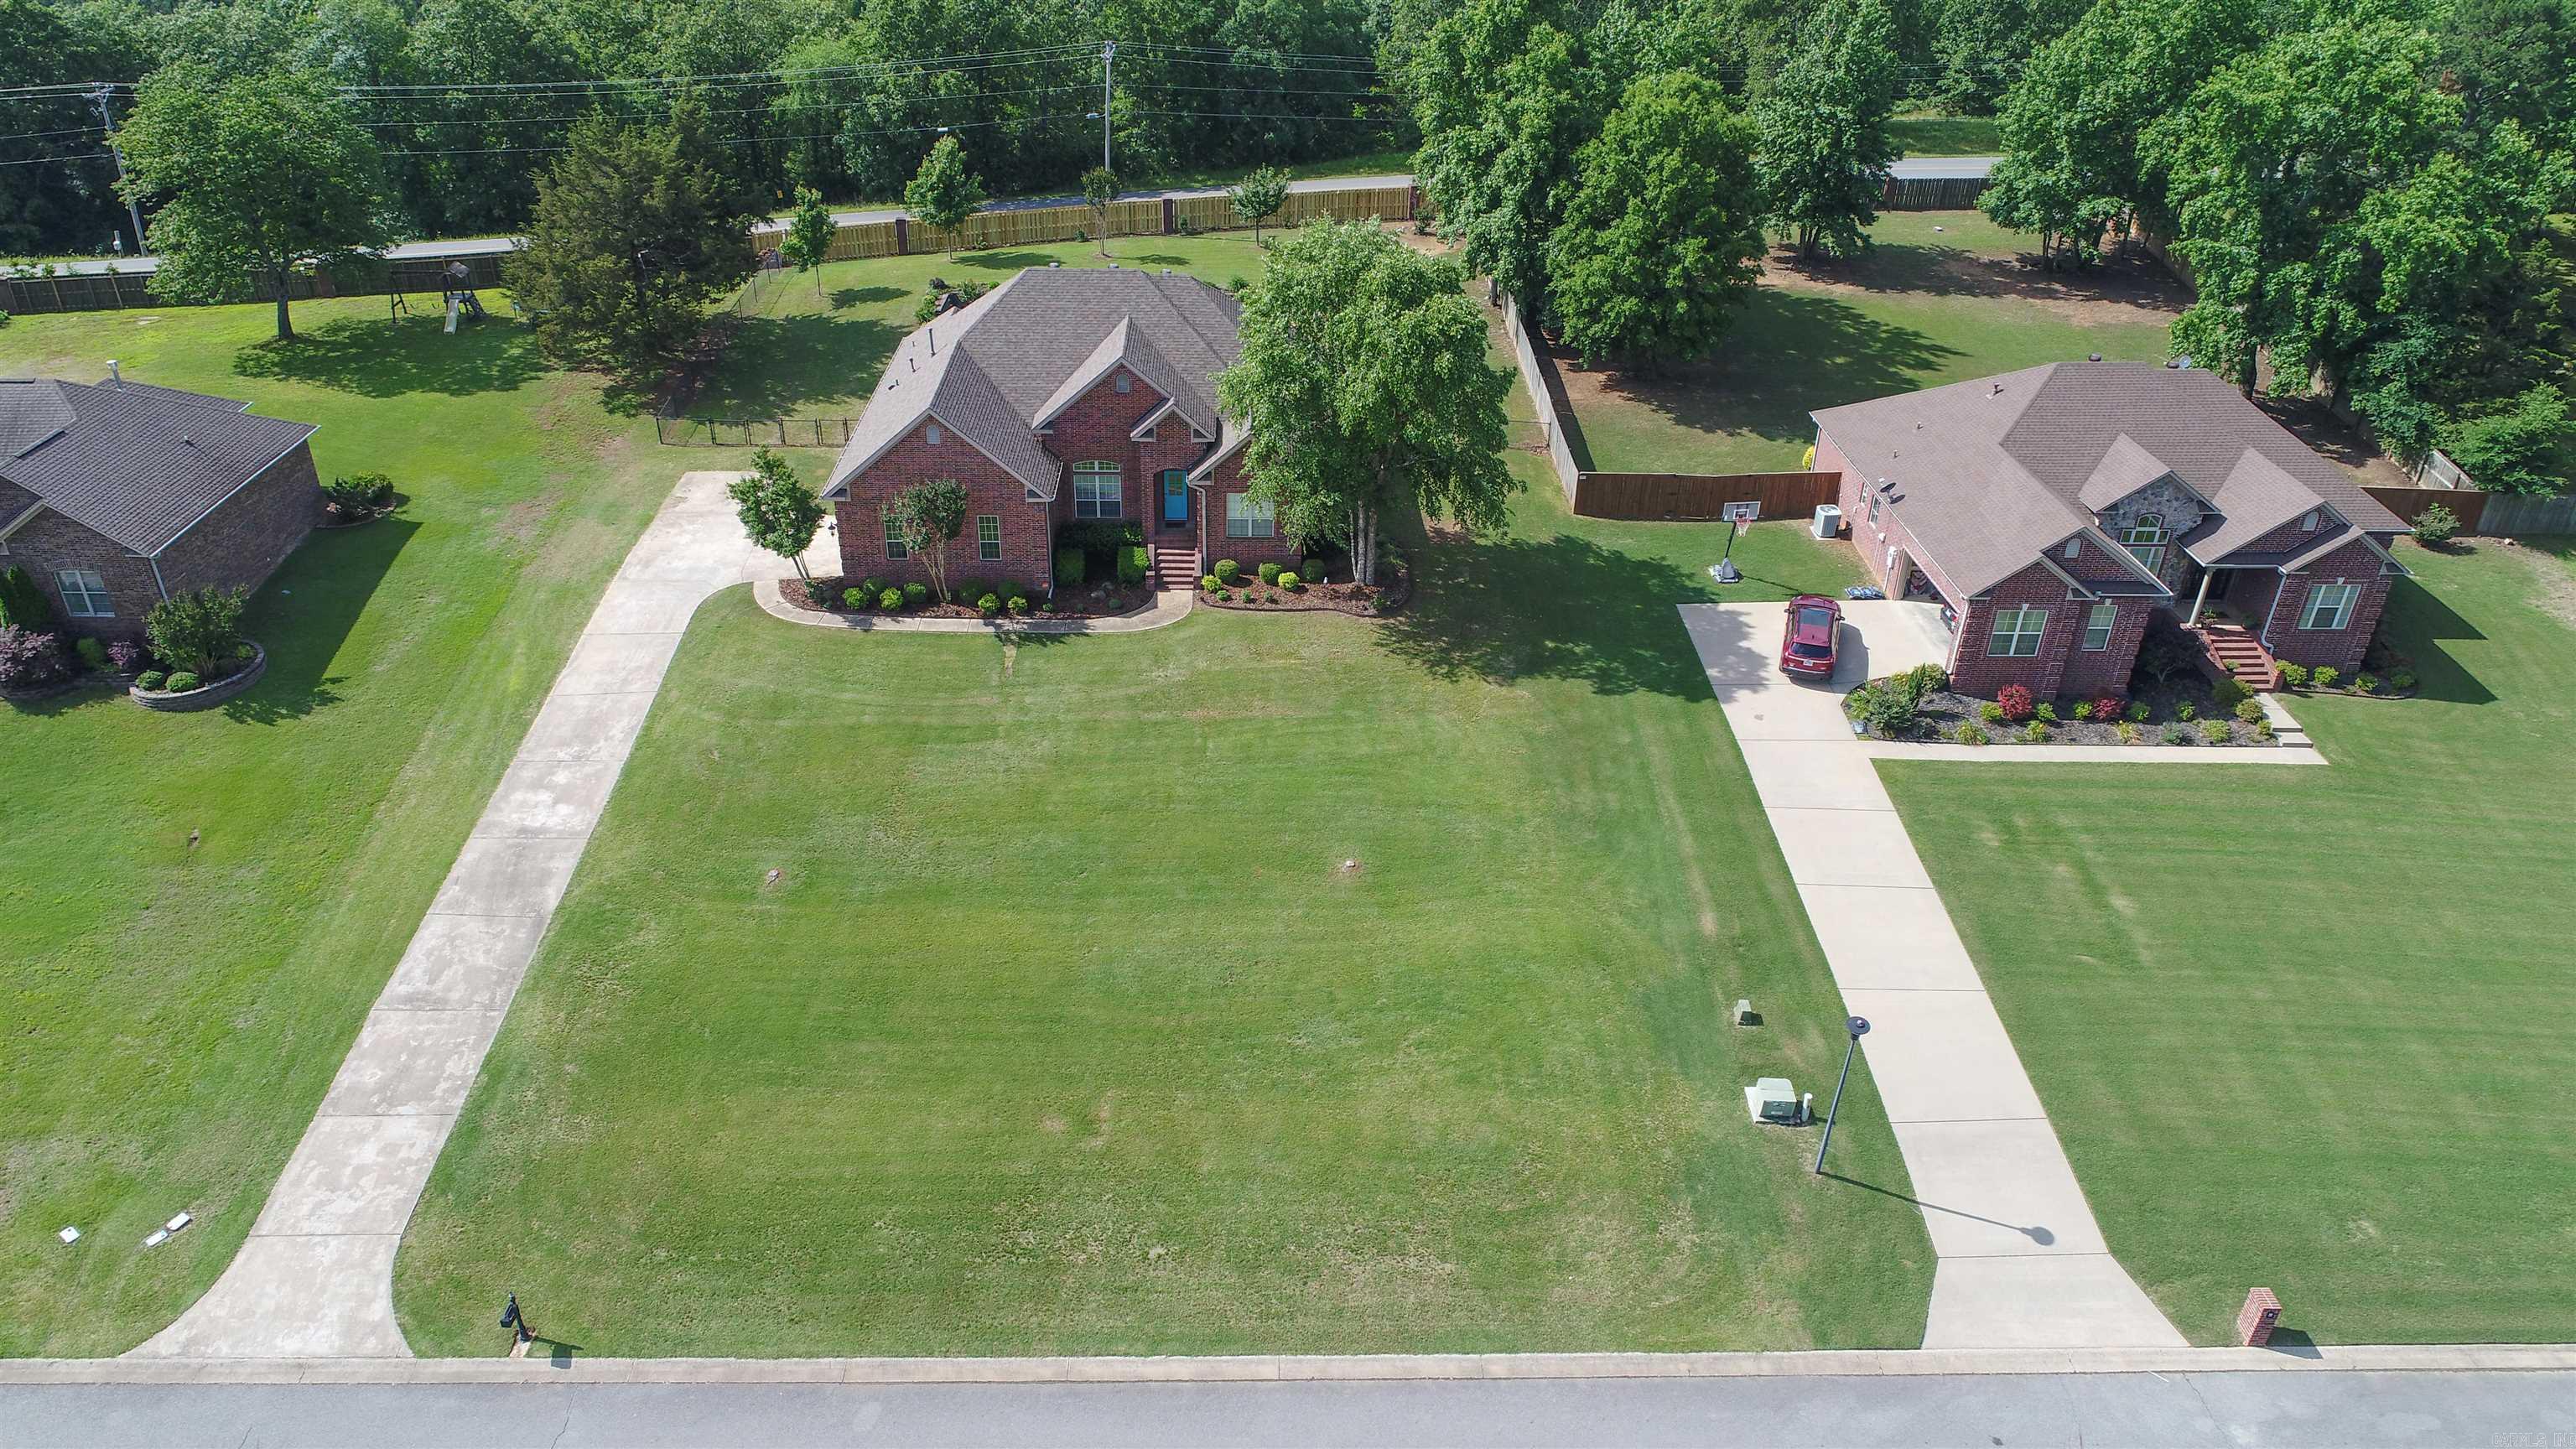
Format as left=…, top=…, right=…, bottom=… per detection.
left=0, top=375, right=317, bottom=556
left=1812, top=362, right=2403, bottom=598
left=824, top=266, right=1242, bottom=499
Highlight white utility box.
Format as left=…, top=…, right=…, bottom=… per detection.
left=1812, top=504, right=1841, bottom=539
left=1745, top=1078, right=1800, bottom=1124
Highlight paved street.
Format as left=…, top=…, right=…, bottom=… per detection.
left=8, top=1369, right=2570, bottom=1446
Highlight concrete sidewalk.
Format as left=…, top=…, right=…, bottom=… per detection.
left=1678, top=601, right=2184, bottom=1350
left=131, top=473, right=769, bottom=1359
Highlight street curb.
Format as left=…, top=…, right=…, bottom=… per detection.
left=8, top=1345, right=2574, bottom=1387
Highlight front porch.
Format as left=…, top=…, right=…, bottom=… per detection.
left=2177, top=566, right=2281, bottom=692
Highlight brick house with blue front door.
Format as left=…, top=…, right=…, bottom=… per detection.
left=1812, top=362, right=2409, bottom=696
left=820, top=265, right=1299, bottom=595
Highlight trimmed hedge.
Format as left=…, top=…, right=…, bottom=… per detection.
left=1116, top=545, right=1149, bottom=585
left=1054, top=548, right=1087, bottom=587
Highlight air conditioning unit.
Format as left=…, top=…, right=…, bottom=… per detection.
left=1812, top=504, right=1841, bottom=540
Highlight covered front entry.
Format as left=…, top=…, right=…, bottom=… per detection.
left=1159, top=468, right=1187, bottom=527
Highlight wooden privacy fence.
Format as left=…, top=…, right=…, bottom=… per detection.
left=2364, top=485, right=2486, bottom=533
left=3, top=252, right=509, bottom=315
left=1883, top=176, right=1988, bottom=210
left=824, top=184, right=1419, bottom=262
left=1572, top=471, right=1841, bottom=521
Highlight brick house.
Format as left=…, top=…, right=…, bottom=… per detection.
left=0, top=370, right=321, bottom=640
left=1812, top=362, right=2408, bottom=696
left=820, top=265, right=1296, bottom=595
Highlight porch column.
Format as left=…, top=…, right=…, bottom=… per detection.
left=2186, top=566, right=2215, bottom=624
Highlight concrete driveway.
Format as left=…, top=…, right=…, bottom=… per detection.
left=1679, top=601, right=2184, bottom=1350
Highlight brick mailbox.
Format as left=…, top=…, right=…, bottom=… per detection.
left=2236, top=1287, right=2283, bottom=1347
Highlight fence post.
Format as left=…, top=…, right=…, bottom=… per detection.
left=1162, top=197, right=1176, bottom=234
left=894, top=217, right=909, bottom=256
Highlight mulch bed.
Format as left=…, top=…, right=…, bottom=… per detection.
left=782, top=576, right=1156, bottom=621
left=1872, top=673, right=2279, bottom=747
left=1198, top=568, right=1409, bottom=617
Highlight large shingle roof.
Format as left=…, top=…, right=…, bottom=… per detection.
left=824, top=266, right=1242, bottom=498
left=0, top=375, right=317, bottom=555
left=1811, top=362, right=2403, bottom=597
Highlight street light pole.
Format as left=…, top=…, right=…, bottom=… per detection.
left=91, top=86, right=149, bottom=258
left=1100, top=42, right=1115, bottom=172
left=1812, top=1015, right=1871, bottom=1175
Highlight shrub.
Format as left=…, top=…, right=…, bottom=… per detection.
left=844, top=587, right=868, bottom=609
left=859, top=577, right=886, bottom=599
left=903, top=581, right=928, bottom=607
left=2178, top=700, right=2197, bottom=722
left=136, top=669, right=167, bottom=691
left=2276, top=661, right=2309, bottom=688
left=2256, top=718, right=2275, bottom=740
left=2311, top=665, right=2340, bottom=691
left=1116, top=545, right=1149, bottom=586
left=74, top=636, right=108, bottom=671
left=2090, top=696, right=2122, bottom=722
left=1847, top=682, right=1920, bottom=737
left=2410, top=502, right=2460, bottom=545
left=2023, top=720, right=2049, bottom=743
left=2234, top=699, right=2265, bottom=724
left=2387, top=667, right=2417, bottom=691
left=1906, top=662, right=1950, bottom=694
left=1201, top=574, right=1219, bottom=592
left=2034, top=701, right=2058, bottom=723
left=2126, top=701, right=2149, bottom=722
left=2162, top=722, right=2191, bottom=744
left=0, top=564, right=60, bottom=631
left=1054, top=548, right=1087, bottom=587
left=1213, top=558, right=1241, bottom=584
left=1300, top=556, right=1326, bottom=582
left=0, top=626, right=69, bottom=689
left=1257, top=561, right=1282, bottom=585
left=2210, top=676, right=2251, bottom=709
left=1997, top=684, right=2034, bottom=721
left=1954, top=720, right=1989, bottom=745
left=164, top=671, right=202, bottom=693
left=1217, top=589, right=1233, bottom=601
left=323, top=471, right=392, bottom=512
left=107, top=640, right=142, bottom=673
left=2115, top=720, right=2141, bottom=744
left=143, top=586, right=247, bottom=678
left=1978, top=701, right=2006, bottom=723
left=2357, top=672, right=2380, bottom=693
left=2200, top=719, right=2233, bottom=744
left=1277, top=571, right=1301, bottom=589
left=879, top=587, right=903, bottom=611
left=977, top=592, right=1001, bottom=615
left=2136, top=621, right=2203, bottom=685
left=2073, top=701, right=2094, bottom=720
left=1008, top=595, right=1029, bottom=614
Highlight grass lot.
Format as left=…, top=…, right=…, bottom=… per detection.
left=1888, top=114, right=2002, bottom=156
left=0, top=298, right=722, bottom=1354
left=392, top=437, right=1926, bottom=1355
left=1556, top=210, right=2181, bottom=475
left=1878, top=538, right=2576, bottom=1345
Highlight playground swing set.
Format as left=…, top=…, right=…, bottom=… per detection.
left=387, top=260, right=489, bottom=332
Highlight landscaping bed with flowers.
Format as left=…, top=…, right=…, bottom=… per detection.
left=1197, top=554, right=1409, bottom=616
left=1846, top=662, right=2283, bottom=747
left=0, top=577, right=264, bottom=712
left=782, top=574, right=1156, bottom=621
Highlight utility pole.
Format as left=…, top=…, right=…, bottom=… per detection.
left=91, top=86, right=149, bottom=258
left=1100, top=42, right=1115, bottom=172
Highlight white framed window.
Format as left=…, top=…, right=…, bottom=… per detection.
left=1072, top=461, right=1120, bottom=518
left=2063, top=538, right=2082, bottom=560
left=2080, top=602, right=2117, bottom=652
left=1987, top=604, right=2046, bottom=657
left=1114, top=371, right=1131, bottom=394
left=2300, top=508, right=2319, bottom=531
left=55, top=568, right=112, bottom=618
left=925, top=423, right=943, bottom=445
left=882, top=513, right=908, bottom=559
left=1867, top=491, right=1882, bottom=526
left=1225, top=491, right=1275, bottom=538
left=2301, top=581, right=2360, bottom=631
left=2122, top=514, right=2167, bottom=574
left=977, top=513, right=1001, bottom=562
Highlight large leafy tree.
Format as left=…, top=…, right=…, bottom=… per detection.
left=1217, top=219, right=1515, bottom=584
left=903, top=134, right=987, bottom=231
left=2436, top=0, right=2576, bottom=142
left=1411, top=0, right=1604, bottom=306
left=115, top=66, right=396, bottom=340
left=1755, top=0, right=1902, bottom=262
left=507, top=106, right=757, bottom=378
left=1981, top=0, right=2262, bottom=263
left=1545, top=70, right=1765, bottom=366
left=728, top=448, right=827, bottom=579
left=1931, top=0, right=2088, bottom=114
left=0, top=0, right=149, bottom=257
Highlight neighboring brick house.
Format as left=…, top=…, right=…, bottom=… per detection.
left=820, top=265, right=1295, bottom=595
left=0, top=370, right=321, bottom=641
left=1812, top=362, right=2408, bottom=697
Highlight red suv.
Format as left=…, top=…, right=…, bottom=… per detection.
left=1780, top=595, right=1842, bottom=678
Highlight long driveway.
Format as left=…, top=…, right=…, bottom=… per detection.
left=131, top=472, right=769, bottom=1358
left=1678, top=601, right=2184, bottom=1350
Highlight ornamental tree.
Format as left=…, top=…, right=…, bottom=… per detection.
left=1754, top=0, right=1902, bottom=262
left=886, top=478, right=969, bottom=603
left=1216, top=219, right=1515, bottom=585
left=114, top=66, right=395, bottom=340
left=781, top=185, right=835, bottom=297
left=903, top=134, right=987, bottom=232
left=1545, top=70, right=1764, bottom=366
left=1081, top=165, right=1119, bottom=256
left=1227, top=164, right=1291, bottom=245
left=727, top=448, right=827, bottom=580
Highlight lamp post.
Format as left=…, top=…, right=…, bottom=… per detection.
left=1812, top=1015, right=1870, bottom=1175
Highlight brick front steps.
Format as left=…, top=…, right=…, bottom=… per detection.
left=2198, top=622, right=2279, bottom=691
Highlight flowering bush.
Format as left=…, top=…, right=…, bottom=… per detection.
left=2093, top=696, right=2124, bottom=723
left=1997, top=684, right=2034, bottom=722
left=0, top=626, right=68, bottom=690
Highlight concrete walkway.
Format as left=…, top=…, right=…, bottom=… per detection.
left=752, top=577, right=1194, bottom=634
left=1678, top=601, right=2186, bottom=1351
left=132, top=472, right=771, bottom=1359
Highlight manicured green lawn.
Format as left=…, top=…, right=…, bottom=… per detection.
left=393, top=460, right=1924, bottom=1357
left=1560, top=211, right=2179, bottom=475
left=0, top=298, right=710, bottom=1355
left=1878, top=538, right=2576, bottom=1345
left=1888, top=114, right=2002, bottom=156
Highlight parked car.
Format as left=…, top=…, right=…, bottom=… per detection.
left=1781, top=595, right=1842, bottom=678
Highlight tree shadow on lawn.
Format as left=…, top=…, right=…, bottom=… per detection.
left=1572, top=291, right=1961, bottom=458
left=2378, top=574, right=2496, bottom=707
left=231, top=316, right=551, bottom=398
left=953, top=250, right=1059, bottom=273
left=222, top=512, right=422, bottom=724
left=1772, top=240, right=2190, bottom=312
left=1374, top=529, right=1719, bottom=700
left=827, top=284, right=906, bottom=310
left=686, top=311, right=903, bottom=419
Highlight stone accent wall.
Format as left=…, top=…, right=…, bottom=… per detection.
left=835, top=418, right=1057, bottom=595
left=2093, top=476, right=2206, bottom=593
left=2262, top=538, right=2393, bottom=673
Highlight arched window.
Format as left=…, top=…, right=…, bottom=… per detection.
left=2122, top=513, right=2167, bottom=574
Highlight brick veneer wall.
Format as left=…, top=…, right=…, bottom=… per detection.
left=0, top=442, right=320, bottom=641
left=1950, top=563, right=2153, bottom=699
left=836, top=418, right=1056, bottom=594
left=2260, top=538, right=2394, bottom=672
left=1197, top=451, right=1302, bottom=574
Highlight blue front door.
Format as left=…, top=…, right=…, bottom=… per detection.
left=1161, top=470, right=1187, bottom=524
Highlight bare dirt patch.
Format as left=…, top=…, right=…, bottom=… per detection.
left=1761, top=240, right=2189, bottom=328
